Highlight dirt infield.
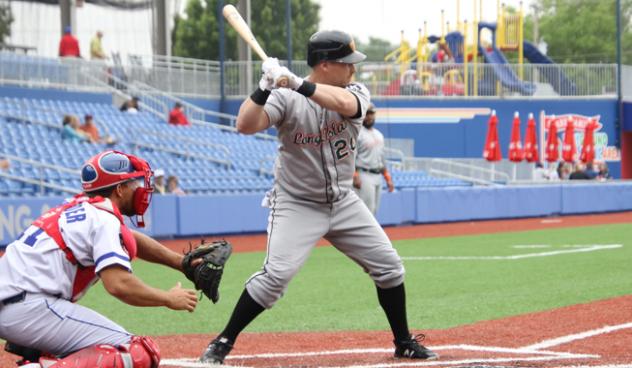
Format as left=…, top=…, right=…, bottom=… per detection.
left=1, top=211, right=630, bottom=367
left=156, top=295, right=632, bottom=367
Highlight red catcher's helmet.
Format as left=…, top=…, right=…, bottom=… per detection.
left=80, top=150, right=154, bottom=227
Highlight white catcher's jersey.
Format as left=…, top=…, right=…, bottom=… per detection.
left=0, top=199, right=133, bottom=301
left=264, top=82, right=371, bottom=203
left=356, top=126, right=387, bottom=171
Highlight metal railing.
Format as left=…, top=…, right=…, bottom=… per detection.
left=0, top=111, right=61, bottom=130
left=0, top=154, right=80, bottom=195
left=127, top=54, right=221, bottom=97
left=80, top=70, right=169, bottom=121
left=623, top=65, right=632, bottom=101
left=0, top=51, right=621, bottom=100
left=133, top=128, right=232, bottom=166
left=394, top=157, right=512, bottom=184
left=130, top=80, right=236, bottom=125
left=131, top=142, right=231, bottom=168
left=222, top=60, right=617, bottom=98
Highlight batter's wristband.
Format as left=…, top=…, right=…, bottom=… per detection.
left=250, top=89, right=271, bottom=105
left=296, top=81, right=316, bottom=97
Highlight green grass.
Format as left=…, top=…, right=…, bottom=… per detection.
left=79, top=223, right=632, bottom=336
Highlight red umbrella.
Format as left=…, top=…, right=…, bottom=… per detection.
left=483, top=110, right=502, bottom=162
left=523, top=112, right=539, bottom=163
left=508, top=111, right=524, bottom=162
left=580, top=119, right=596, bottom=163
left=561, top=117, right=576, bottom=163
left=545, top=116, right=559, bottom=162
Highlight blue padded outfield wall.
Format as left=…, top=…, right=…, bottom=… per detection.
left=225, top=97, right=622, bottom=178
left=2, top=182, right=632, bottom=245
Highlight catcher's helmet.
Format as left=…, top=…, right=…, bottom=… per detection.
left=307, top=30, right=366, bottom=67
left=81, top=150, right=154, bottom=225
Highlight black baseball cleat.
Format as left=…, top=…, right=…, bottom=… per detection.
left=394, top=334, right=439, bottom=360
left=200, top=336, right=234, bottom=364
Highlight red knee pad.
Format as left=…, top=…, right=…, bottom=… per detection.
left=45, top=336, right=160, bottom=368
left=125, top=336, right=160, bottom=368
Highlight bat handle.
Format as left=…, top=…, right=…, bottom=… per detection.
left=276, top=76, right=289, bottom=88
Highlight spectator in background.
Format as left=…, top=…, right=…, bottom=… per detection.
left=533, top=162, right=559, bottom=181
left=167, top=175, right=186, bottom=195
left=58, top=26, right=81, bottom=58
left=569, top=162, right=591, bottom=180
left=557, top=162, right=572, bottom=180
left=80, top=114, right=116, bottom=145
left=90, top=30, right=107, bottom=60
left=0, top=158, right=9, bottom=170
left=120, top=97, right=140, bottom=113
left=597, top=161, right=611, bottom=180
left=61, top=115, right=90, bottom=142
left=153, top=169, right=166, bottom=194
left=168, top=102, right=190, bottom=126
left=584, top=162, right=599, bottom=179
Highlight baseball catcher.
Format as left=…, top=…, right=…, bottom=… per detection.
left=182, top=240, right=233, bottom=303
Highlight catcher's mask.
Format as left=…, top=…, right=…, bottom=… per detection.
left=81, top=150, right=154, bottom=227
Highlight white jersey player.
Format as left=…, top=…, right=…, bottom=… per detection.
left=353, top=104, right=394, bottom=215
left=199, top=30, right=438, bottom=364
left=0, top=150, right=198, bottom=368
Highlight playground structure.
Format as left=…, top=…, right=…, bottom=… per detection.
left=381, top=0, right=577, bottom=97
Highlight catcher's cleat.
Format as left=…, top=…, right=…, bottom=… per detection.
left=394, top=334, right=439, bottom=360
left=200, top=336, right=234, bottom=364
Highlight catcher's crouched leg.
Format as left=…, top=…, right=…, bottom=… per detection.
left=46, top=336, right=160, bottom=368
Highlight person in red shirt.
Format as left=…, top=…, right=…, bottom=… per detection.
left=168, top=102, right=190, bottom=126
left=59, top=26, right=81, bottom=58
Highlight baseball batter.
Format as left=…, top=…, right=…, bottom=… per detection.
left=353, top=104, right=394, bottom=215
left=200, top=30, right=438, bottom=364
left=0, top=150, right=198, bottom=368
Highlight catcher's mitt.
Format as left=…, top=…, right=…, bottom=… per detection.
left=182, top=239, right=232, bottom=303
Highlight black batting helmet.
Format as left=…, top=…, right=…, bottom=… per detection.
left=307, top=30, right=366, bottom=67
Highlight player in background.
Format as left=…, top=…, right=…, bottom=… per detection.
left=353, top=104, right=395, bottom=215
left=199, top=30, right=438, bottom=364
left=0, top=150, right=198, bottom=368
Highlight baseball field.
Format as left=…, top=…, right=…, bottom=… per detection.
left=1, top=212, right=631, bottom=367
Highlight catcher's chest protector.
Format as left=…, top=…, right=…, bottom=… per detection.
left=32, top=196, right=137, bottom=301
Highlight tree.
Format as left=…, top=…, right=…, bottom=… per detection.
left=356, top=37, right=396, bottom=62
left=0, top=2, right=14, bottom=45
left=173, top=0, right=320, bottom=61
left=524, top=0, right=632, bottom=64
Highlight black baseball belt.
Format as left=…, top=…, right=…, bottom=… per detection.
left=1, top=291, right=26, bottom=306
left=357, top=167, right=383, bottom=174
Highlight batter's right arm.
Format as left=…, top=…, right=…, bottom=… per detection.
left=236, top=98, right=271, bottom=135
left=308, top=84, right=359, bottom=117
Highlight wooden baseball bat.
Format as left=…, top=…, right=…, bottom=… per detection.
left=222, top=4, right=289, bottom=88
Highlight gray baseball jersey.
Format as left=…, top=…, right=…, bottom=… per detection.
left=245, top=83, right=405, bottom=309
left=263, top=83, right=370, bottom=203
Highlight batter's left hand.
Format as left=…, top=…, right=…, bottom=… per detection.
left=387, top=180, right=395, bottom=192
left=269, top=66, right=303, bottom=89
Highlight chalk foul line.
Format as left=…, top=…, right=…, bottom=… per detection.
left=521, top=321, right=632, bottom=351
left=401, top=244, right=622, bottom=261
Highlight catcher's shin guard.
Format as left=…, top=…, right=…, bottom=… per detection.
left=47, top=336, right=160, bottom=368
